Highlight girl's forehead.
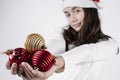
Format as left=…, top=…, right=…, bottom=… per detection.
left=64, top=7, right=82, bottom=11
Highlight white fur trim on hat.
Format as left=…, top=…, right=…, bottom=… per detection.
left=62, top=0, right=100, bottom=10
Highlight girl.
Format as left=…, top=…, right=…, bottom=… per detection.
left=6, top=0, right=119, bottom=80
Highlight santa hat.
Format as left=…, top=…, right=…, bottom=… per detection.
left=62, top=0, right=101, bottom=10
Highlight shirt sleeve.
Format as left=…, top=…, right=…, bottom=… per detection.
left=46, top=33, right=66, bottom=55
left=59, top=38, right=119, bottom=68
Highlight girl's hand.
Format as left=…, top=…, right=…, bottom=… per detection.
left=6, top=61, right=18, bottom=75
left=5, top=56, right=64, bottom=80
left=5, top=49, right=24, bottom=76
left=6, top=61, right=24, bottom=76
left=21, top=56, right=65, bottom=80
left=21, top=62, right=57, bottom=80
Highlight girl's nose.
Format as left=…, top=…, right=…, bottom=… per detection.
left=70, top=14, right=77, bottom=23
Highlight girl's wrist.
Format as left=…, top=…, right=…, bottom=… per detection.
left=54, top=56, right=65, bottom=73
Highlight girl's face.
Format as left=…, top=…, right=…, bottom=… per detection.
left=64, top=7, right=85, bottom=32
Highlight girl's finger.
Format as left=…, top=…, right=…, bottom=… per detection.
left=22, top=75, right=29, bottom=80
left=21, top=62, right=35, bottom=78
left=32, top=70, right=44, bottom=78
left=11, top=63, right=17, bottom=75
left=32, top=65, right=56, bottom=79
left=17, top=65, right=24, bottom=77
left=23, top=68, right=32, bottom=80
left=6, top=61, right=11, bottom=70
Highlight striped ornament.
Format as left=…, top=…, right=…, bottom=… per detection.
left=32, top=50, right=55, bottom=72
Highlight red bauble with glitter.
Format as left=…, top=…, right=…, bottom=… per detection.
left=93, top=0, right=100, bottom=3
left=32, top=50, right=55, bottom=72
left=9, top=48, right=32, bottom=66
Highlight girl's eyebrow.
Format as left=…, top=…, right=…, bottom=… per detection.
left=64, top=7, right=79, bottom=13
left=72, top=7, right=78, bottom=10
left=64, top=9, right=69, bottom=14
left=64, top=11, right=68, bottom=14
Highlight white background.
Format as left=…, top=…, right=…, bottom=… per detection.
left=0, top=0, right=120, bottom=80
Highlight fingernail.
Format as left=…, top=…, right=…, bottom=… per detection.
left=21, top=62, right=25, bottom=65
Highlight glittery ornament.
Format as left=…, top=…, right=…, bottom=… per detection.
left=93, top=0, right=100, bottom=3
left=9, top=48, right=31, bottom=65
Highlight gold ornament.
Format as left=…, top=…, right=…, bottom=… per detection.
left=24, top=33, right=47, bottom=52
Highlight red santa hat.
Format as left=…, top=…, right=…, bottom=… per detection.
left=62, top=0, right=101, bottom=10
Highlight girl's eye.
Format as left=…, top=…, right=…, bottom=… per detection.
left=76, top=9, right=80, bottom=13
left=65, top=13, right=70, bottom=17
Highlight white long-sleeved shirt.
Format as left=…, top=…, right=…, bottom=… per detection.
left=46, top=33, right=119, bottom=80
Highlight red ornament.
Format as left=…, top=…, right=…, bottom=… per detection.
left=93, top=0, right=100, bottom=3
left=9, top=48, right=31, bottom=65
left=32, top=50, right=55, bottom=72
left=8, top=47, right=55, bottom=72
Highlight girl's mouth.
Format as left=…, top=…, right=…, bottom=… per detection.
left=72, top=22, right=81, bottom=28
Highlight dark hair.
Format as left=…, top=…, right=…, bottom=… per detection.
left=63, top=8, right=110, bottom=46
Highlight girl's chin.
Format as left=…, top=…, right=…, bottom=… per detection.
left=73, top=27, right=81, bottom=32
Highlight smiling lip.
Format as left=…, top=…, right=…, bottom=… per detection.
left=72, top=23, right=81, bottom=27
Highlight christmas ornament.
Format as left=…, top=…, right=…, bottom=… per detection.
left=24, top=33, right=54, bottom=72
left=32, top=50, right=55, bottom=72
left=93, top=0, right=100, bottom=3
left=24, top=33, right=46, bottom=53
left=9, top=48, right=32, bottom=65
left=1, top=33, right=54, bottom=72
